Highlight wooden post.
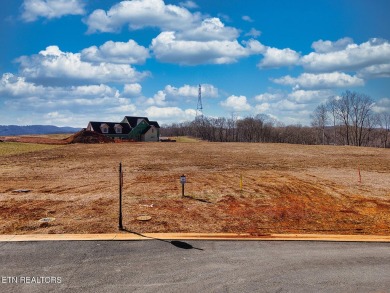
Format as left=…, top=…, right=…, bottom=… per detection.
left=119, top=162, right=123, bottom=230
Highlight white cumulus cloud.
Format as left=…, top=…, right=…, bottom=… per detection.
left=301, top=38, right=390, bottom=73
left=17, top=46, right=149, bottom=85
left=177, top=17, right=239, bottom=41
left=151, top=31, right=264, bottom=65
left=258, top=47, right=300, bottom=68
left=21, top=0, right=85, bottom=22
left=287, top=89, right=332, bottom=104
left=254, top=92, right=284, bottom=102
left=123, top=83, right=142, bottom=96
left=311, top=37, right=354, bottom=53
left=272, top=72, right=364, bottom=90
left=254, top=102, right=270, bottom=114
left=146, top=90, right=167, bottom=106
left=81, top=40, right=150, bottom=64
left=144, top=106, right=196, bottom=122
left=164, top=84, right=218, bottom=98
left=220, top=95, right=252, bottom=111
left=372, top=98, right=390, bottom=114
left=179, top=1, right=198, bottom=9
left=85, top=0, right=198, bottom=33
left=0, top=73, right=139, bottom=126
left=357, top=63, right=390, bottom=79
left=0, top=73, right=45, bottom=97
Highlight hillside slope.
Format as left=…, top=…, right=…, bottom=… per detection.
left=0, top=125, right=80, bottom=136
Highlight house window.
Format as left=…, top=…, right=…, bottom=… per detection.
left=100, top=124, right=109, bottom=134
left=114, top=124, right=123, bottom=134
left=152, top=128, right=154, bottom=133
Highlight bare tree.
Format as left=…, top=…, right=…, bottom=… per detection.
left=161, top=91, right=380, bottom=147
left=332, top=91, right=374, bottom=146
left=311, top=103, right=328, bottom=145
left=326, top=96, right=339, bottom=145
left=337, top=91, right=353, bottom=145
left=349, top=92, right=374, bottom=146
left=377, top=112, right=390, bottom=148
left=214, top=117, right=227, bottom=142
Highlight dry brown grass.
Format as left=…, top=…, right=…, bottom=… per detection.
left=0, top=140, right=389, bottom=235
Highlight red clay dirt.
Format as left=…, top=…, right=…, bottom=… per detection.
left=0, top=139, right=389, bottom=235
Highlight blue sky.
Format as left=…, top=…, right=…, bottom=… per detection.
left=1, top=0, right=389, bottom=127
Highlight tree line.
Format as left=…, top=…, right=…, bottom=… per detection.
left=161, top=91, right=390, bottom=148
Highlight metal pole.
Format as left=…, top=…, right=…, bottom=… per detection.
left=119, top=162, right=123, bottom=230
left=180, top=175, right=186, bottom=197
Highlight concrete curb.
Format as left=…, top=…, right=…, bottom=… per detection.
left=0, top=233, right=389, bottom=242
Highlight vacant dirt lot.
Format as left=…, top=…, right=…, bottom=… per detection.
left=0, top=139, right=389, bottom=235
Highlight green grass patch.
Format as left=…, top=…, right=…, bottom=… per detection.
left=0, top=142, right=62, bottom=156
left=172, top=136, right=202, bottom=143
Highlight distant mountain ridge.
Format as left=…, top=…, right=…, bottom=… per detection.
left=0, top=125, right=81, bottom=136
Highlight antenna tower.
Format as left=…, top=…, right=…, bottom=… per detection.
left=196, top=84, right=203, bottom=119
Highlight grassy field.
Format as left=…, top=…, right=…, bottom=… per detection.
left=0, top=140, right=389, bottom=235
left=0, top=142, right=62, bottom=156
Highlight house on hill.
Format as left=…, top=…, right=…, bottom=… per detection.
left=86, top=116, right=160, bottom=142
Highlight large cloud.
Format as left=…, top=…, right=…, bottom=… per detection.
left=357, top=64, right=390, bottom=79
left=81, top=40, right=150, bottom=64
left=151, top=32, right=264, bottom=65
left=0, top=73, right=45, bottom=97
left=123, top=83, right=142, bottom=96
left=84, top=0, right=262, bottom=66
left=253, top=89, right=333, bottom=125
left=0, top=73, right=139, bottom=126
left=220, top=95, right=252, bottom=111
left=272, top=72, right=364, bottom=90
left=311, top=37, right=354, bottom=53
left=287, top=89, right=332, bottom=104
left=258, top=47, right=300, bottom=68
left=254, top=92, right=284, bottom=102
left=85, top=0, right=199, bottom=33
left=177, top=17, right=239, bottom=41
left=258, top=38, right=390, bottom=81
left=141, top=83, right=219, bottom=106
left=21, top=0, right=85, bottom=22
left=301, top=38, right=390, bottom=73
left=1, top=73, right=121, bottom=107
left=372, top=98, right=390, bottom=114
left=144, top=106, right=196, bottom=123
left=164, top=84, right=218, bottom=98
left=17, top=46, right=149, bottom=85
left=145, top=90, right=167, bottom=106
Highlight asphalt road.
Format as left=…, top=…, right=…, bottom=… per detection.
left=0, top=239, right=389, bottom=293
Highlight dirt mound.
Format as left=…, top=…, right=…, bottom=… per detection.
left=0, top=130, right=113, bottom=144
left=64, top=129, right=113, bottom=144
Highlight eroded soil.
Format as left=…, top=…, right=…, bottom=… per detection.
left=0, top=141, right=389, bottom=235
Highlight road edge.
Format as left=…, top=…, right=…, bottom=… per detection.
left=0, top=233, right=389, bottom=242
